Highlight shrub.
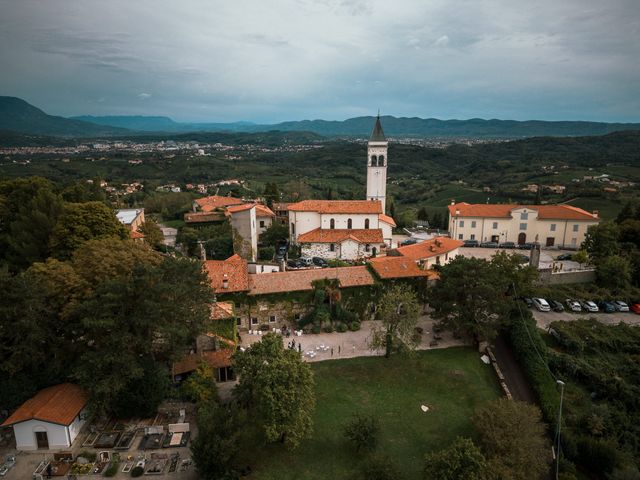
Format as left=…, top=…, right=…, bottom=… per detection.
left=131, top=465, right=144, bottom=477
left=78, top=450, right=97, bottom=462
left=104, top=459, right=119, bottom=477
left=259, top=324, right=270, bottom=332
left=359, top=454, right=399, bottom=480
left=312, top=324, right=322, bottom=334
left=343, top=413, right=379, bottom=453
left=323, top=325, right=334, bottom=333
left=415, top=326, right=424, bottom=334
left=258, top=246, right=275, bottom=261
left=337, top=322, right=348, bottom=333
left=349, top=321, right=361, bottom=331
left=576, top=437, right=621, bottom=478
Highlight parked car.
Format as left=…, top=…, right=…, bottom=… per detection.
left=480, top=241, right=499, bottom=248
left=580, top=300, right=599, bottom=313
left=532, top=298, right=551, bottom=312
left=400, top=238, right=418, bottom=246
left=312, top=257, right=328, bottom=267
left=598, top=301, right=616, bottom=313
left=565, top=299, right=582, bottom=312
left=556, top=253, right=573, bottom=261
left=613, top=300, right=629, bottom=312
left=499, top=242, right=516, bottom=249
left=287, top=259, right=305, bottom=269
left=299, top=257, right=314, bottom=266
left=463, top=239, right=479, bottom=247
left=521, top=297, right=534, bottom=307
left=631, top=303, right=640, bottom=314
left=549, top=300, right=565, bottom=312
left=518, top=242, right=540, bottom=250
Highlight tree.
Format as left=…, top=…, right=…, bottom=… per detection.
left=259, top=221, right=289, bottom=247
left=596, top=255, right=631, bottom=290
left=369, top=284, right=421, bottom=358
left=343, top=413, right=380, bottom=453
left=423, top=437, right=488, bottom=480
left=359, top=454, right=401, bottom=480
left=472, top=398, right=551, bottom=480
left=232, top=333, right=315, bottom=448
left=139, top=219, right=165, bottom=249
left=263, top=182, right=280, bottom=209
left=181, top=364, right=219, bottom=405
left=49, top=201, right=129, bottom=259
left=417, top=206, right=430, bottom=222
left=616, top=202, right=635, bottom=224
left=572, top=250, right=589, bottom=269
left=430, top=256, right=513, bottom=342
left=583, top=222, right=619, bottom=261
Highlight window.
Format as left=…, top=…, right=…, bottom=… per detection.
left=329, top=243, right=335, bottom=252
left=251, top=317, right=258, bottom=325
left=365, top=244, right=370, bottom=252
left=236, top=317, right=242, bottom=326
left=573, top=224, right=579, bottom=232
left=370, top=155, right=377, bottom=166
left=492, top=222, right=498, bottom=229
left=550, top=223, right=556, bottom=232
left=347, top=218, right=352, bottom=229
left=269, top=315, right=276, bottom=323
left=378, top=155, right=385, bottom=166
left=235, top=302, right=241, bottom=309
left=471, top=221, right=477, bottom=228
left=445, top=253, right=448, bottom=261
left=458, top=234, right=463, bottom=240
left=520, top=223, right=527, bottom=230
left=436, top=256, right=441, bottom=265
left=330, top=218, right=335, bottom=229
left=470, top=234, right=476, bottom=240
left=259, top=220, right=265, bottom=228
left=291, top=222, right=295, bottom=236
left=294, top=313, right=301, bottom=321
left=459, top=220, right=465, bottom=227
left=571, top=237, right=577, bottom=245
left=365, top=218, right=370, bottom=229
left=521, top=212, right=529, bottom=220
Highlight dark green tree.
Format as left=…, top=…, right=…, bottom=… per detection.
left=423, top=437, right=488, bottom=480
left=263, top=183, right=280, bottom=209
left=343, top=413, right=380, bottom=453
left=139, top=219, right=165, bottom=249
left=259, top=221, right=289, bottom=247
left=233, top=333, right=315, bottom=448
left=596, top=255, right=632, bottom=290
left=616, top=202, right=635, bottom=224
left=583, top=221, right=619, bottom=260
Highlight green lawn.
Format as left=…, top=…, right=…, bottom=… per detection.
left=249, top=347, right=501, bottom=480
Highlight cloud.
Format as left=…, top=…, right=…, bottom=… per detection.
left=433, top=35, right=449, bottom=47
left=137, top=93, right=152, bottom=100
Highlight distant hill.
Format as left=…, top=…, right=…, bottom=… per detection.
left=76, top=113, right=640, bottom=138
left=0, top=97, right=131, bottom=137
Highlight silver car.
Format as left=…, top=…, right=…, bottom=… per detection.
left=565, top=299, right=582, bottom=312
left=533, top=298, right=551, bottom=312
left=580, top=300, right=599, bottom=313
left=613, top=301, right=629, bottom=312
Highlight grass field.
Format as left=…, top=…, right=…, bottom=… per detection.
left=249, top=347, right=501, bottom=480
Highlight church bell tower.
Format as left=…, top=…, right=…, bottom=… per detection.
left=366, top=114, right=388, bottom=212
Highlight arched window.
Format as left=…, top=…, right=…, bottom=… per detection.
left=370, top=155, right=377, bottom=166
left=330, top=218, right=335, bottom=229
left=378, top=155, right=385, bottom=166
left=291, top=222, right=295, bottom=236
left=347, top=218, right=352, bottom=229
left=365, top=218, right=370, bottom=229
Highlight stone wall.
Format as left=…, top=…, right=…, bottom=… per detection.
left=538, top=268, right=596, bottom=285
left=235, top=299, right=310, bottom=332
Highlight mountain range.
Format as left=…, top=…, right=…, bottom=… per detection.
left=2, top=96, right=640, bottom=139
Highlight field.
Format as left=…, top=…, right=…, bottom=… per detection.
left=249, top=347, right=501, bottom=480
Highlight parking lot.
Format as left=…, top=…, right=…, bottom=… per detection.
left=531, top=309, right=640, bottom=329
left=458, top=246, right=582, bottom=271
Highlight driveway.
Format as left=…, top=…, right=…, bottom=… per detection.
left=458, top=247, right=583, bottom=271
left=531, top=309, right=640, bottom=330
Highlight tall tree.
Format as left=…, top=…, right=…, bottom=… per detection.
left=263, top=182, right=280, bottom=209
left=423, top=437, right=489, bottom=480
left=139, top=219, right=165, bottom=249
left=583, top=221, right=619, bottom=261
left=233, top=333, right=315, bottom=448
left=49, top=201, right=128, bottom=259
left=472, top=398, right=551, bottom=480
left=369, top=284, right=421, bottom=358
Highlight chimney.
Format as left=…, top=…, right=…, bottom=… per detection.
left=450, top=199, right=455, bottom=205
left=222, top=273, right=229, bottom=289
left=593, top=210, right=599, bottom=218
left=455, top=209, right=460, bottom=216
left=435, top=239, right=442, bottom=247
left=429, top=245, right=436, bottom=252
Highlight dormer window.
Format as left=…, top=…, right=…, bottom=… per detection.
left=330, top=218, right=335, bottom=229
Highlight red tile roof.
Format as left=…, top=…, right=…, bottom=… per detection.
left=248, top=266, right=375, bottom=295
left=173, top=349, right=234, bottom=376
left=184, top=212, right=226, bottom=223
left=288, top=200, right=383, bottom=214
left=368, top=256, right=435, bottom=279
left=378, top=214, right=396, bottom=227
left=2, top=384, right=87, bottom=427
left=226, top=204, right=255, bottom=214
left=195, top=195, right=244, bottom=212
left=448, top=202, right=599, bottom=221
left=272, top=202, right=291, bottom=212
left=130, top=230, right=145, bottom=239
left=210, top=301, right=234, bottom=320
left=297, top=228, right=384, bottom=244
left=393, top=236, right=463, bottom=261
left=255, top=204, right=275, bottom=217
left=204, top=255, right=249, bottom=293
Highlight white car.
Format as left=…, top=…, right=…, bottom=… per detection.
left=613, top=301, right=629, bottom=312
left=533, top=298, right=551, bottom=312
left=580, top=300, right=599, bottom=313
left=565, top=299, right=582, bottom=312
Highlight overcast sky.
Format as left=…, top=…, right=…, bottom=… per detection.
left=1, top=0, right=639, bottom=123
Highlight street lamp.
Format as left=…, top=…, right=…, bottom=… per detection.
left=555, top=380, right=565, bottom=480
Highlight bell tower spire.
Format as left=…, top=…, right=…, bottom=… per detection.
left=366, top=114, right=388, bottom=212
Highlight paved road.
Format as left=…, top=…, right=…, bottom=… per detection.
left=531, top=309, right=640, bottom=330
left=492, top=332, right=537, bottom=404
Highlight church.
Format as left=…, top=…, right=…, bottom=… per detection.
left=288, top=116, right=396, bottom=260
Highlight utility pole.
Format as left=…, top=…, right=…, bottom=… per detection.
left=555, top=379, right=565, bottom=480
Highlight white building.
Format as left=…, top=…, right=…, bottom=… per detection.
left=228, top=204, right=258, bottom=262
left=116, top=208, right=145, bottom=231
left=448, top=202, right=600, bottom=248
left=366, top=115, right=388, bottom=212
left=255, top=204, right=276, bottom=234
left=288, top=200, right=395, bottom=260
left=1, top=384, right=88, bottom=451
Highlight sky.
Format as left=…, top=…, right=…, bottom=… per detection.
left=0, top=0, right=639, bottom=123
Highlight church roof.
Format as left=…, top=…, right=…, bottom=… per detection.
left=297, top=228, right=384, bottom=244
left=369, top=115, right=386, bottom=142
left=288, top=200, right=382, bottom=214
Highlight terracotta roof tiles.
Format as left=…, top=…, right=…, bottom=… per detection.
left=248, top=266, right=375, bottom=295
left=448, top=202, right=599, bottom=221
left=226, top=204, right=255, bottom=214
left=288, top=200, right=383, bottom=214
left=255, top=204, right=275, bottom=217
left=368, top=256, right=434, bottom=279
left=204, top=255, right=249, bottom=293
left=195, top=195, right=244, bottom=212
left=378, top=214, right=396, bottom=227
left=2, top=383, right=87, bottom=427
left=297, top=228, right=384, bottom=244
left=172, top=349, right=234, bottom=376
left=393, top=236, right=463, bottom=261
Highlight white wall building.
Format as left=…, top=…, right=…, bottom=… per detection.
left=228, top=204, right=258, bottom=262
left=448, top=202, right=600, bottom=248
left=1, top=384, right=87, bottom=451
